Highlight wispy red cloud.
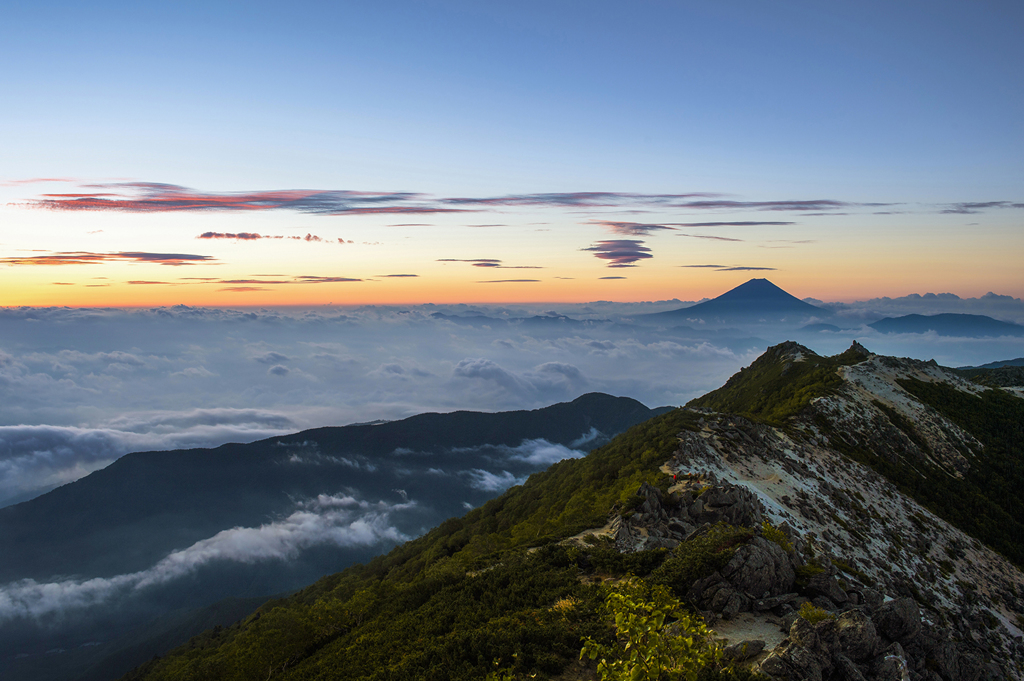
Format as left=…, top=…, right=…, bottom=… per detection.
left=28, top=183, right=469, bottom=216
left=0, top=251, right=215, bottom=266
left=581, top=240, right=653, bottom=267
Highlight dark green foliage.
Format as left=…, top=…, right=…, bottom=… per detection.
left=813, top=379, right=1024, bottom=567
left=122, top=409, right=706, bottom=681
left=650, top=524, right=755, bottom=598
left=894, top=378, right=1024, bottom=566
left=870, top=399, right=933, bottom=454
left=955, top=364, right=1024, bottom=388
left=688, top=343, right=867, bottom=425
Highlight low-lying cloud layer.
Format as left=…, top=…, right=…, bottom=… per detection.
left=1, top=294, right=1022, bottom=507
left=0, top=494, right=409, bottom=622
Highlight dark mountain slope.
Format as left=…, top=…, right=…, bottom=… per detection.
left=0, top=393, right=669, bottom=681
left=0, top=393, right=665, bottom=584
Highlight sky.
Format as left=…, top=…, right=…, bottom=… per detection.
left=2, top=0, right=1023, bottom=306
left=1, top=0, right=1024, bottom=507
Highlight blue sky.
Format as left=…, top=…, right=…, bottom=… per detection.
left=1, top=0, right=1022, bottom=305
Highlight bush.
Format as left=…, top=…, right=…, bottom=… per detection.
left=797, top=601, right=835, bottom=624
left=650, top=524, right=754, bottom=597
left=581, top=579, right=721, bottom=681
left=761, top=520, right=792, bottom=553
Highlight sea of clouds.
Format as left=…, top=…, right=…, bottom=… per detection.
left=1, top=294, right=1023, bottom=509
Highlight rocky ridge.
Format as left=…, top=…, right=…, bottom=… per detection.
left=585, top=343, right=1024, bottom=680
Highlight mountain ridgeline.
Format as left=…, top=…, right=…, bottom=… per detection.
left=120, top=342, right=1024, bottom=681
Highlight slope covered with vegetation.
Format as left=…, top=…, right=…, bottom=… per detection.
left=687, top=341, right=868, bottom=425
left=122, top=409, right=766, bottom=681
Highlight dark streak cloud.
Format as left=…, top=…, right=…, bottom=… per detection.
left=444, top=192, right=714, bottom=208
left=672, top=221, right=795, bottom=227
left=676, top=233, right=743, bottom=242
left=378, top=274, right=419, bottom=278
left=680, top=264, right=727, bottom=268
left=599, top=276, right=626, bottom=280
left=673, top=199, right=850, bottom=212
left=219, top=286, right=268, bottom=292
left=476, top=279, right=540, bottom=283
left=940, top=201, right=1024, bottom=214
left=716, top=266, right=777, bottom=271
left=198, top=232, right=264, bottom=240
left=0, top=251, right=215, bottom=266
left=294, top=276, right=362, bottom=283
left=581, top=240, right=652, bottom=267
left=592, top=220, right=677, bottom=236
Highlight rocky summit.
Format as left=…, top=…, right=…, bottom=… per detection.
left=121, top=341, right=1024, bottom=681
left=598, top=342, right=1024, bottom=680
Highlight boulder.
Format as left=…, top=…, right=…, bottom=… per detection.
left=875, top=597, right=922, bottom=642
left=873, top=642, right=911, bottom=681
left=804, top=572, right=849, bottom=604
left=833, top=654, right=868, bottom=681
left=835, top=609, right=880, bottom=661
left=861, top=588, right=884, bottom=612
left=721, top=536, right=796, bottom=598
left=723, top=639, right=765, bottom=661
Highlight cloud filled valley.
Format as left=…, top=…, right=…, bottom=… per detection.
left=2, top=295, right=1024, bottom=508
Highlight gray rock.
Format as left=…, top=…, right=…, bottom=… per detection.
left=754, top=592, right=799, bottom=611
left=834, top=654, right=868, bottom=681
left=862, top=588, right=884, bottom=612
left=811, top=595, right=838, bottom=612
left=875, top=597, right=922, bottom=642
left=873, top=642, right=911, bottom=681
left=721, top=536, right=796, bottom=598
left=723, top=639, right=765, bottom=661
left=836, top=609, right=880, bottom=661
left=805, top=572, right=849, bottom=604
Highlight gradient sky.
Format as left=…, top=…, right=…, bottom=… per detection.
left=2, top=0, right=1022, bottom=306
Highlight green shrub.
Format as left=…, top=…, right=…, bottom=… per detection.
left=794, top=563, right=825, bottom=588
left=581, top=579, right=721, bottom=681
left=650, top=524, right=754, bottom=597
left=761, top=520, right=792, bottom=553
left=797, top=601, right=835, bottom=624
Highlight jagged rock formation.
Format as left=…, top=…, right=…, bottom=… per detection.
left=607, top=342, right=1024, bottom=680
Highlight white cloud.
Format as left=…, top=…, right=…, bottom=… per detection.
left=0, top=494, right=409, bottom=622
left=460, top=469, right=526, bottom=492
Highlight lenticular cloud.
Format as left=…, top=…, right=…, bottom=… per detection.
left=0, top=494, right=410, bottom=622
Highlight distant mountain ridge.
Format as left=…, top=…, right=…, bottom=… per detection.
left=869, top=312, right=1024, bottom=337
left=644, top=278, right=825, bottom=323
